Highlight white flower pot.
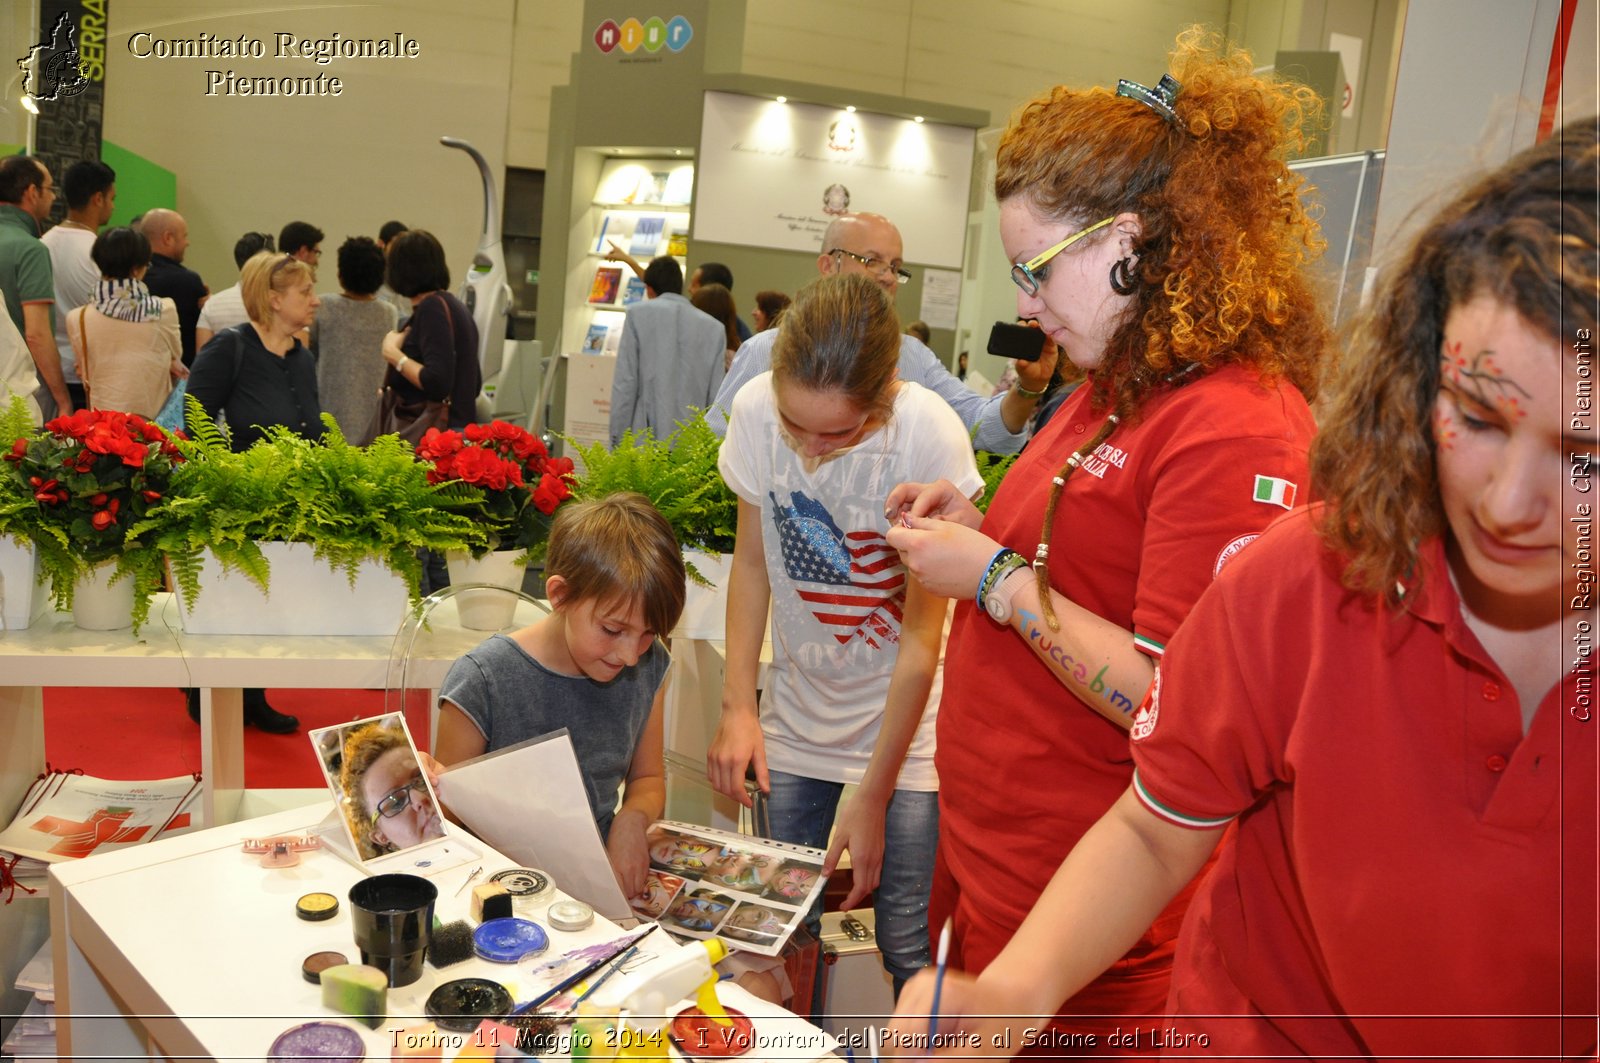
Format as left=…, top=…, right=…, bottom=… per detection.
left=72, top=560, right=135, bottom=631
left=0, top=537, right=48, bottom=631
left=445, top=549, right=529, bottom=631
left=173, top=542, right=409, bottom=636
left=674, top=549, right=732, bottom=640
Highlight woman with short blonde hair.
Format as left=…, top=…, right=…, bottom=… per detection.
left=187, top=250, right=323, bottom=454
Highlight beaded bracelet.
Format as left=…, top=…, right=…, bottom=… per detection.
left=1013, top=382, right=1047, bottom=399
left=976, top=547, right=1023, bottom=608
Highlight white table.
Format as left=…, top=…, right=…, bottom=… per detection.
left=0, top=593, right=508, bottom=830
left=0, top=592, right=529, bottom=1033
left=49, top=804, right=832, bottom=1060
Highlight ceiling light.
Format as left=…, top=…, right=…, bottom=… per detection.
left=913, top=115, right=924, bottom=123
left=775, top=95, right=787, bottom=104
left=845, top=105, right=856, bottom=113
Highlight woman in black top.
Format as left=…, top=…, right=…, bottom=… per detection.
left=188, top=250, right=322, bottom=451
left=181, top=249, right=318, bottom=734
left=380, top=229, right=481, bottom=430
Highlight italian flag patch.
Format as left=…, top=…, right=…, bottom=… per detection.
left=1252, top=475, right=1297, bottom=510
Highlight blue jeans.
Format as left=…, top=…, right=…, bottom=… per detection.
left=765, top=770, right=939, bottom=987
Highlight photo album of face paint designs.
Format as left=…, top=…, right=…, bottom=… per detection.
left=638, top=821, right=826, bottom=957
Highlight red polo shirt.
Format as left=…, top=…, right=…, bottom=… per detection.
left=936, top=366, right=1317, bottom=1033
left=1133, top=510, right=1598, bottom=1059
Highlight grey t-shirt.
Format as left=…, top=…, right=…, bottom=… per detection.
left=438, top=634, right=670, bottom=839
left=310, top=294, right=397, bottom=443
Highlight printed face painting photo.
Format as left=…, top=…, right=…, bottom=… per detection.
left=660, top=888, right=736, bottom=934
left=705, top=847, right=781, bottom=892
left=312, top=713, right=445, bottom=861
left=719, top=901, right=786, bottom=946
left=762, top=860, right=820, bottom=904
left=647, top=827, right=720, bottom=874
left=631, top=869, right=689, bottom=920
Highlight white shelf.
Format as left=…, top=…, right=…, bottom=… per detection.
left=591, top=201, right=691, bottom=212
left=586, top=250, right=686, bottom=259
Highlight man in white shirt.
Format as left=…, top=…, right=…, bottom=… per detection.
left=40, top=160, right=115, bottom=413
left=194, top=230, right=276, bottom=350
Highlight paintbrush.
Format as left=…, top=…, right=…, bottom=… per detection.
left=927, top=917, right=953, bottom=1047
left=553, top=942, right=643, bottom=1018
left=524, top=924, right=657, bottom=1012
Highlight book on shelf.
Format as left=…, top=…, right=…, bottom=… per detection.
left=628, top=215, right=666, bottom=257
left=593, top=212, right=638, bottom=255
left=666, top=228, right=689, bottom=258
left=0, top=768, right=202, bottom=879
left=582, top=321, right=618, bottom=356
left=587, top=266, right=623, bottom=305
left=639, top=171, right=670, bottom=204
left=621, top=276, right=647, bottom=307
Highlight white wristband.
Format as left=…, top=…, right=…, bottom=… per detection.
left=396, top=355, right=409, bottom=373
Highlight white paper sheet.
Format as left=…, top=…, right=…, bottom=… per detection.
left=436, top=730, right=635, bottom=924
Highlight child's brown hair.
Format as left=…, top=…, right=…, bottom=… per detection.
left=545, top=491, right=686, bottom=635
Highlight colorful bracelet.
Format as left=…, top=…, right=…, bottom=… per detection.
left=976, top=547, right=1023, bottom=608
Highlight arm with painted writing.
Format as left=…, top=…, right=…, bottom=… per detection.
left=885, top=501, right=1150, bottom=730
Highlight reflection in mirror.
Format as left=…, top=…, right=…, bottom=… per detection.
left=311, top=713, right=446, bottom=862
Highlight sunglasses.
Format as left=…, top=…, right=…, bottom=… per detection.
left=1010, top=217, right=1114, bottom=296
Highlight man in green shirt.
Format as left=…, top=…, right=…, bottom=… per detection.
left=0, top=156, right=71, bottom=416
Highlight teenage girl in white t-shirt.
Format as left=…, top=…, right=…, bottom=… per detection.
left=710, top=272, right=983, bottom=992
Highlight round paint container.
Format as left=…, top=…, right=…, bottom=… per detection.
left=671, top=1007, right=755, bottom=1058
left=547, top=899, right=594, bottom=932
left=425, top=977, right=514, bottom=1033
left=473, top=917, right=549, bottom=963
left=489, top=867, right=553, bottom=913
left=268, top=1021, right=366, bottom=1062
left=301, top=950, right=348, bottom=985
left=295, top=892, right=340, bottom=921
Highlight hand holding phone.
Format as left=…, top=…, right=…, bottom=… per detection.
left=987, top=321, right=1047, bottom=362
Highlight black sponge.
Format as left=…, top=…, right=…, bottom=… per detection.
left=428, top=920, right=475, bottom=969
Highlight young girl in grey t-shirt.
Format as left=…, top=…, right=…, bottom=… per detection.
left=434, top=493, right=686, bottom=898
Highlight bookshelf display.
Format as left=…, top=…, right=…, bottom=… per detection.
left=565, top=157, right=694, bottom=362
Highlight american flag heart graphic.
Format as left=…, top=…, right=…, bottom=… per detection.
left=770, top=490, right=905, bottom=648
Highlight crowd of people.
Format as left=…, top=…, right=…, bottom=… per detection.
left=2, top=21, right=1592, bottom=1056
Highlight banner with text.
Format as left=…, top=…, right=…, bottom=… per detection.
left=694, top=90, right=974, bottom=268
left=25, top=0, right=109, bottom=222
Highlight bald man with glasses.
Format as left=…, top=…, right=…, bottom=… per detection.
left=706, top=212, right=1055, bottom=453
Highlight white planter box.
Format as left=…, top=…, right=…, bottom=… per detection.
left=174, top=542, right=409, bottom=636
left=674, top=549, right=732, bottom=640
left=0, top=538, right=49, bottom=631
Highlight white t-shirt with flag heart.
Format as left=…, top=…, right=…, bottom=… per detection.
left=719, top=373, right=983, bottom=790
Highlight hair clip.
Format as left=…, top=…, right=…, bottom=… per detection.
left=1115, top=73, right=1182, bottom=124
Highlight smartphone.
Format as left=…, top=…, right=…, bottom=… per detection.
left=987, top=321, right=1047, bottom=362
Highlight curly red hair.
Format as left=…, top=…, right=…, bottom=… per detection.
left=1310, top=120, right=1599, bottom=603
left=995, top=26, right=1330, bottom=417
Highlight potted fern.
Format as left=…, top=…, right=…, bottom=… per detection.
left=2, top=401, right=186, bottom=631
left=134, top=402, right=486, bottom=635
left=0, top=396, right=48, bottom=629
left=567, top=410, right=737, bottom=638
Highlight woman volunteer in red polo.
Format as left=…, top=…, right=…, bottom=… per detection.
left=893, top=120, right=1598, bottom=1062
left=884, top=28, right=1329, bottom=1047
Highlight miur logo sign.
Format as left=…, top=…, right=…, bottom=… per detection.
left=593, top=15, right=693, bottom=55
